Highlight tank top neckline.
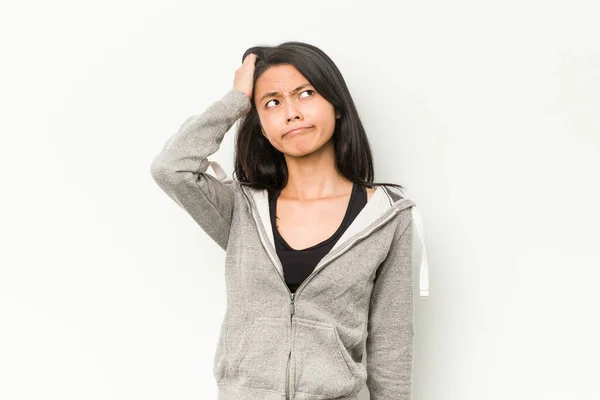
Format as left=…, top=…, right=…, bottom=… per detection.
left=270, top=182, right=364, bottom=252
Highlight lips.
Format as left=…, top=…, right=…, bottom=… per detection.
left=284, top=126, right=312, bottom=136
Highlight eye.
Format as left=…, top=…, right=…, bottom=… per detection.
left=299, top=89, right=315, bottom=98
left=265, top=99, right=278, bottom=108
left=265, top=89, right=315, bottom=109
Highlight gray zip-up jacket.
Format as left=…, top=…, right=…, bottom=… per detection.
left=150, top=88, right=430, bottom=400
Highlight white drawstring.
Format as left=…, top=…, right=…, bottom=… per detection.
left=208, top=161, right=232, bottom=183
left=411, top=206, right=430, bottom=297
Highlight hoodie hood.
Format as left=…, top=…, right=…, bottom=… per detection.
left=208, top=160, right=430, bottom=297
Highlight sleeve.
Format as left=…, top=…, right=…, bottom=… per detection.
left=150, top=88, right=252, bottom=251
left=366, top=210, right=415, bottom=399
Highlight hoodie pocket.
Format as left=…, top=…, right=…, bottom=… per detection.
left=232, top=317, right=290, bottom=392
left=294, top=317, right=363, bottom=398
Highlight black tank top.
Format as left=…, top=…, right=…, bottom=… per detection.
left=268, top=182, right=367, bottom=293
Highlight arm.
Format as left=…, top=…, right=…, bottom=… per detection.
left=150, top=88, right=251, bottom=250
left=366, top=210, right=415, bottom=399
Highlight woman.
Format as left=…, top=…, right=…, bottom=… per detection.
left=151, top=41, right=429, bottom=400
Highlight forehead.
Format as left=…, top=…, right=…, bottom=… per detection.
left=255, top=64, right=309, bottom=92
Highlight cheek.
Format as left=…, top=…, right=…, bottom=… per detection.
left=257, top=112, right=275, bottom=129
left=315, top=109, right=337, bottom=130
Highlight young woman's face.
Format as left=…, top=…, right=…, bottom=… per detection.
left=253, top=64, right=340, bottom=157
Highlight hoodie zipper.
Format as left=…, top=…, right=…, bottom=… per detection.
left=286, top=292, right=295, bottom=399
left=240, top=186, right=400, bottom=398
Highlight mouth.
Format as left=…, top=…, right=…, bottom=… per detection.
left=284, top=126, right=313, bottom=137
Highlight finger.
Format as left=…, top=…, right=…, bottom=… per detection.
left=243, top=53, right=258, bottom=64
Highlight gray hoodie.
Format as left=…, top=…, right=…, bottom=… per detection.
left=150, top=88, right=430, bottom=399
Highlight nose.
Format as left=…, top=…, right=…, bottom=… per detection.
left=285, top=101, right=302, bottom=122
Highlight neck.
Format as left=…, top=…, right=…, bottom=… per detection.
left=281, top=140, right=352, bottom=201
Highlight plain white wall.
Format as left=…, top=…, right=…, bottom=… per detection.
left=1, top=0, right=599, bottom=399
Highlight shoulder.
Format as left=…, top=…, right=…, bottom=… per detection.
left=378, top=184, right=416, bottom=228
left=374, top=184, right=413, bottom=206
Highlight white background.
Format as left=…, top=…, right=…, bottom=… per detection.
left=1, top=0, right=599, bottom=399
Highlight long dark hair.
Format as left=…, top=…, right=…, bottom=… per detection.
left=233, top=41, right=405, bottom=195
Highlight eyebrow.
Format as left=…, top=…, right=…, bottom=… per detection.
left=258, top=83, right=312, bottom=103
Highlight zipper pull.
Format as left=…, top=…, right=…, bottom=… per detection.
left=289, top=293, right=295, bottom=316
